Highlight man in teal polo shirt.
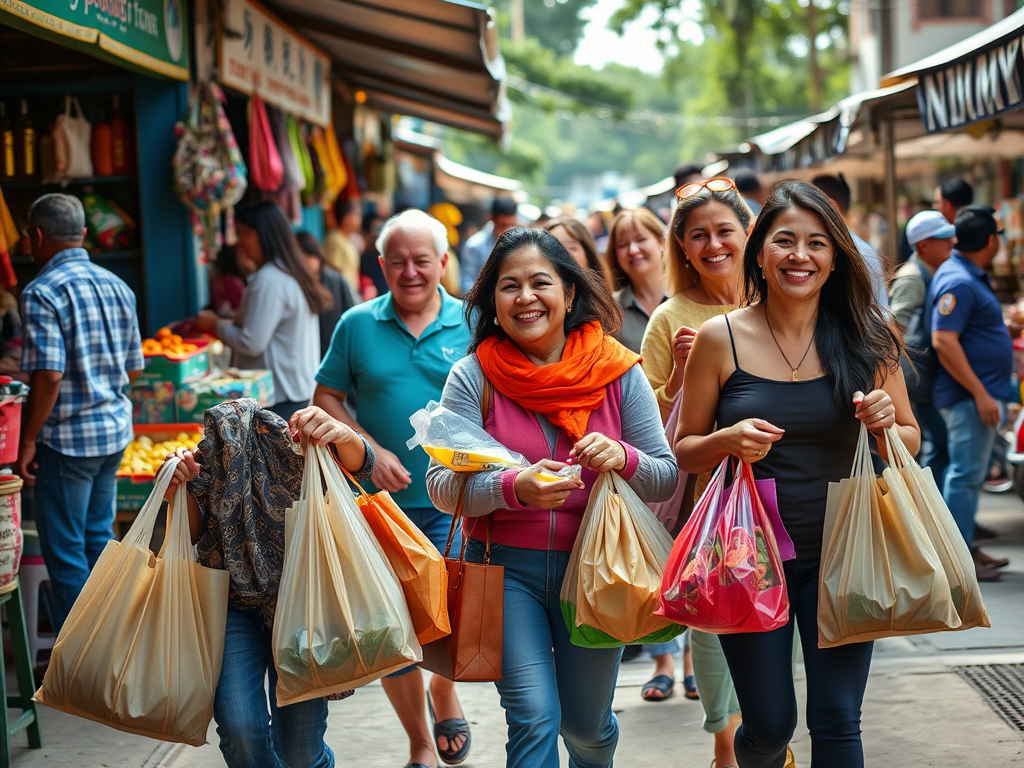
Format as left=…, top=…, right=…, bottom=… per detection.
left=314, top=208, right=473, bottom=768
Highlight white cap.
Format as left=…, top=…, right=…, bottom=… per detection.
left=906, top=210, right=956, bottom=245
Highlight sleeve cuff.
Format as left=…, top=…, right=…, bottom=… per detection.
left=619, top=442, right=641, bottom=480
left=501, top=469, right=527, bottom=510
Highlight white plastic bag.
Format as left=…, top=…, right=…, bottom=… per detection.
left=273, top=446, right=420, bottom=705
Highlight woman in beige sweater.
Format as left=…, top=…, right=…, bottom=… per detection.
left=639, top=178, right=771, bottom=768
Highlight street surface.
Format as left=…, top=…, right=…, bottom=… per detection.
left=9, top=491, right=1024, bottom=767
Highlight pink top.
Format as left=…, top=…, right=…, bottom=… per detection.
left=464, top=379, right=640, bottom=551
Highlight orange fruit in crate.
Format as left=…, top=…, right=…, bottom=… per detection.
left=155, top=327, right=172, bottom=340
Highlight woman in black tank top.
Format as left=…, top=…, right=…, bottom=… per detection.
left=674, top=182, right=919, bottom=768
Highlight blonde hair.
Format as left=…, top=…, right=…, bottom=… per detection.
left=666, top=189, right=753, bottom=295
left=604, top=208, right=667, bottom=290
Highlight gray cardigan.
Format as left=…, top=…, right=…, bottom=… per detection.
left=425, top=356, right=679, bottom=518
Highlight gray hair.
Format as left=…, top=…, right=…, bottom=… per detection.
left=28, top=194, right=86, bottom=242
left=376, top=209, right=448, bottom=260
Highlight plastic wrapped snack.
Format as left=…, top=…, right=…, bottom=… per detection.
left=408, top=400, right=528, bottom=471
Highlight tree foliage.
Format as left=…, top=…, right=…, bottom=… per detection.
left=492, top=0, right=601, bottom=53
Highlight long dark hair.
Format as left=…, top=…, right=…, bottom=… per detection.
left=463, top=227, right=621, bottom=352
left=744, top=180, right=901, bottom=409
left=236, top=202, right=332, bottom=313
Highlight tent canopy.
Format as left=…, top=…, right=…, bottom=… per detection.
left=264, top=0, right=510, bottom=141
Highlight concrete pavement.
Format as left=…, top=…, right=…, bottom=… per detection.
left=10, top=493, right=1024, bottom=767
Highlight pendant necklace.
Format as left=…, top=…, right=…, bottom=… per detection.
left=765, top=310, right=815, bottom=381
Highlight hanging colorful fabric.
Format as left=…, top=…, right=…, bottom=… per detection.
left=267, top=108, right=302, bottom=222
left=287, top=116, right=314, bottom=198
left=172, top=81, right=248, bottom=264
left=247, top=94, right=283, bottom=193
left=322, top=124, right=347, bottom=207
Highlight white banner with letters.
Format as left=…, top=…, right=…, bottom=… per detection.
left=219, top=0, right=331, bottom=126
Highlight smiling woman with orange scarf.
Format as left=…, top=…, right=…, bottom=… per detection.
left=426, top=228, right=677, bottom=768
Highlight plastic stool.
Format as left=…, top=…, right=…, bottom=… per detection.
left=17, top=557, right=53, bottom=666
left=0, top=581, right=42, bottom=761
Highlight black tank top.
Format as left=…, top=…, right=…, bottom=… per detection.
left=716, top=314, right=861, bottom=560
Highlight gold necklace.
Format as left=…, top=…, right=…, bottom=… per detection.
left=765, top=310, right=815, bottom=381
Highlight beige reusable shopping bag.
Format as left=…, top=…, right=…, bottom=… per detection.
left=34, top=458, right=229, bottom=746
left=884, top=428, right=990, bottom=630
left=273, top=446, right=420, bottom=705
left=818, top=424, right=960, bottom=648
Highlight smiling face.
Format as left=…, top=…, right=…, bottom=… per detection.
left=548, top=224, right=589, bottom=271
left=680, top=200, right=746, bottom=284
left=614, top=221, right=663, bottom=284
left=380, top=227, right=447, bottom=313
left=494, top=246, right=575, bottom=361
left=758, top=206, right=836, bottom=301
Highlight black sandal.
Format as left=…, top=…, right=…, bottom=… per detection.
left=641, top=674, right=675, bottom=701
left=427, top=691, right=472, bottom=765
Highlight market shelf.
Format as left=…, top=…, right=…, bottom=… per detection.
left=0, top=174, right=137, bottom=190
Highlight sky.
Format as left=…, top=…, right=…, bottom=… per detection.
left=573, top=0, right=702, bottom=74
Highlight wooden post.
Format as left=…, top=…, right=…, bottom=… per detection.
left=882, top=116, right=898, bottom=268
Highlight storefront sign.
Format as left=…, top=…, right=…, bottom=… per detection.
left=219, top=0, right=331, bottom=126
left=917, top=35, right=1024, bottom=133
left=0, top=0, right=189, bottom=80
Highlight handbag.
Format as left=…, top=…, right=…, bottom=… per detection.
left=248, top=94, right=283, bottom=192
left=34, top=458, right=229, bottom=746
left=419, top=494, right=503, bottom=682
left=51, top=96, right=93, bottom=181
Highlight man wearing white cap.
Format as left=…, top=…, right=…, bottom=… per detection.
left=888, top=210, right=956, bottom=485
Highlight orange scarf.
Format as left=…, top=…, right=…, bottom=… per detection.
left=476, top=322, right=640, bottom=442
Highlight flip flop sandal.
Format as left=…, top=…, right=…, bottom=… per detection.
left=641, top=674, right=675, bottom=701
left=403, top=764, right=433, bottom=768
left=427, top=691, right=472, bottom=765
left=683, top=674, right=699, bottom=700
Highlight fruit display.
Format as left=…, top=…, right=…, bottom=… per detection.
left=142, top=327, right=199, bottom=357
left=118, top=428, right=203, bottom=478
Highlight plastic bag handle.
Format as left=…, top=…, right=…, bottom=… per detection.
left=120, top=457, right=181, bottom=551
left=156, top=459, right=197, bottom=564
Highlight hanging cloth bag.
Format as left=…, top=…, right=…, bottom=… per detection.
left=817, top=424, right=961, bottom=648
left=52, top=96, right=93, bottom=181
left=272, top=446, right=420, bottom=705
left=560, top=471, right=684, bottom=647
left=34, top=458, right=229, bottom=746
left=248, top=94, right=283, bottom=192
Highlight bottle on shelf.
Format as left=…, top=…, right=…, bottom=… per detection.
left=15, top=100, right=36, bottom=179
left=0, top=103, right=14, bottom=181
left=110, top=95, right=134, bottom=174
left=92, top=109, right=114, bottom=177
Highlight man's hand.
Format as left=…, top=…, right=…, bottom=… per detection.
left=975, top=391, right=1002, bottom=428
left=372, top=446, right=412, bottom=492
left=15, top=439, right=36, bottom=486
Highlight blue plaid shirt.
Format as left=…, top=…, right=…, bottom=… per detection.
left=20, top=248, right=143, bottom=457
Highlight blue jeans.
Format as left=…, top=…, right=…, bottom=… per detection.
left=940, top=398, right=1000, bottom=549
left=913, top=401, right=949, bottom=489
left=33, top=443, right=122, bottom=632
left=467, top=540, right=621, bottom=768
left=215, top=606, right=334, bottom=768
left=387, top=506, right=458, bottom=678
left=718, top=559, right=874, bottom=768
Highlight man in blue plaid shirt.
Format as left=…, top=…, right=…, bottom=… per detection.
left=15, top=194, right=144, bottom=632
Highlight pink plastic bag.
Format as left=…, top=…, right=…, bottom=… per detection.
left=658, top=459, right=789, bottom=634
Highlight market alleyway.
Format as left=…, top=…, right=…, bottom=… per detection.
left=9, top=492, right=1024, bottom=768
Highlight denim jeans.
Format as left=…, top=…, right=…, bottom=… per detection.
left=718, top=559, right=874, bottom=768
left=940, top=398, right=1000, bottom=548
left=467, top=540, right=622, bottom=768
left=215, top=606, right=334, bottom=768
left=913, top=401, right=949, bottom=489
left=387, top=506, right=458, bottom=678
left=33, top=443, right=122, bottom=632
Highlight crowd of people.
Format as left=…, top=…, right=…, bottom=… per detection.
left=13, top=158, right=1015, bottom=768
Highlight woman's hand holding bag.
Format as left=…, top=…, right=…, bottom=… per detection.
left=34, top=458, right=229, bottom=746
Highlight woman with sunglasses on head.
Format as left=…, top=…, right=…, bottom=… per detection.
left=605, top=208, right=669, bottom=354
left=639, top=177, right=765, bottom=768
left=676, top=181, right=919, bottom=768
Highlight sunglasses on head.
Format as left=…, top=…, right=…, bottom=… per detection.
left=675, top=178, right=737, bottom=201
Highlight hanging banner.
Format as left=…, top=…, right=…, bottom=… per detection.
left=0, top=0, right=189, bottom=80
left=917, top=33, right=1024, bottom=134
left=218, top=0, right=331, bottom=127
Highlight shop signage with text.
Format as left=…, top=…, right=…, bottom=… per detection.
left=219, top=0, right=331, bottom=126
left=917, top=35, right=1024, bottom=133
left=0, top=0, right=189, bottom=80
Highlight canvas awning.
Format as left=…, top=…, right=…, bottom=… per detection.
left=262, top=0, right=510, bottom=141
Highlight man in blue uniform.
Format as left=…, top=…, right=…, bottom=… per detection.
left=931, top=205, right=1013, bottom=582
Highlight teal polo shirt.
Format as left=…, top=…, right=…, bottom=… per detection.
left=316, top=288, right=471, bottom=508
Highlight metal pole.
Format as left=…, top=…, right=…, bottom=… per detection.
left=882, top=116, right=898, bottom=269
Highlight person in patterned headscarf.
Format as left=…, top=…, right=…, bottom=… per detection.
left=163, top=399, right=374, bottom=768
